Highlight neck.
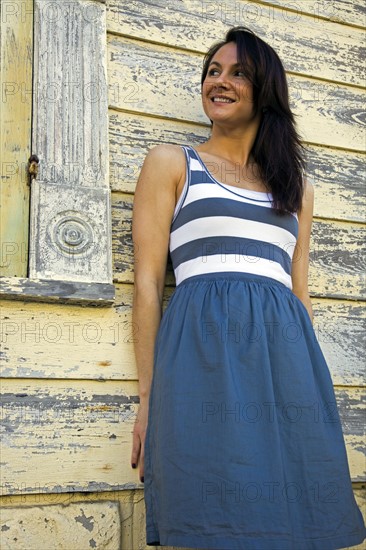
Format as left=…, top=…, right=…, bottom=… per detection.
left=203, top=121, right=260, bottom=166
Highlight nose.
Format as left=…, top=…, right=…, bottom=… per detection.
left=215, top=70, right=229, bottom=84
left=213, top=73, right=230, bottom=89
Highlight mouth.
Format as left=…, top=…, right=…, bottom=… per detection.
left=210, top=96, right=236, bottom=104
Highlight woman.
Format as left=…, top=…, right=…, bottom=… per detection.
left=130, top=26, right=366, bottom=549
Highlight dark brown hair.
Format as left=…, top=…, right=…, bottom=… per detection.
left=201, top=26, right=308, bottom=214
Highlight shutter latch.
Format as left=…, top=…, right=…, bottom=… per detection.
left=27, top=154, right=39, bottom=185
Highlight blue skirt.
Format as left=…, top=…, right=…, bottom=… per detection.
left=144, top=273, right=366, bottom=549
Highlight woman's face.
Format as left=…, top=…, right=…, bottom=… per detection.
left=202, top=42, right=258, bottom=128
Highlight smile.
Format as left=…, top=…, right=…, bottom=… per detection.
left=211, top=97, right=235, bottom=103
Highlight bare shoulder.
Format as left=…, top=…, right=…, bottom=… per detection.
left=144, top=144, right=185, bottom=170
left=137, top=144, right=185, bottom=191
left=147, top=143, right=185, bottom=159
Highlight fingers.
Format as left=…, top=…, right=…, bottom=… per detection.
left=131, top=431, right=141, bottom=471
left=131, top=408, right=148, bottom=483
left=131, top=431, right=145, bottom=483
left=139, top=438, right=145, bottom=482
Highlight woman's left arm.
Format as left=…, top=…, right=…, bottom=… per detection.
left=291, top=179, right=315, bottom=322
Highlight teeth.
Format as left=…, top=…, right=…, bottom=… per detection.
left=212, top=97, right=234, bottom=103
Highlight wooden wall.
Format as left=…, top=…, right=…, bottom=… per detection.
left=1, top=1, right=365, bottom=549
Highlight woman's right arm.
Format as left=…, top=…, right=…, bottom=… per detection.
left=130, top=144, right=184, bottom=481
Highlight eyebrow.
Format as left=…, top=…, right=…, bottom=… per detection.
left=208, top=61, right=241, bottom=68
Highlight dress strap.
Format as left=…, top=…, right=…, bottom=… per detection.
left=171, top=146, right=191, bottom=224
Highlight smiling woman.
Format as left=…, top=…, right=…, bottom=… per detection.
left=131, top=26, right=366, bottom=550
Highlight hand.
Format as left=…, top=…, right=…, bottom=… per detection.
left=131, top=401, right=149, bottom=483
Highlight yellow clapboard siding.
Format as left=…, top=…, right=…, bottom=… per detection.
left=0, top=289, right=137, bottom=381
left=106, top=0, right=365, bottom=86
left=109, top=110, right=366, bottom=222
left=311, top=298, right=366, bottom=386
left=0, top=379, right=364, bottom=495
left=111, top=192, right=365, bottom=300
left=255, top=0, right=366, bottom=27
left=0, top=0, right=33, bottom=277
left=0, top=488, right=365, bottom=550
left=308, top=218, right=365, bottom=299
left=107, top=36, right=365, bottom=151
left=0, top=293, right=365, bottom=386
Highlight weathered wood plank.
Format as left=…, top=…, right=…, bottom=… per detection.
left=107, top=36, right=366, bottom=151
left=0, top=501, right=120, bottom=549
left=0, top=290, right=136, bottom=381
left=106, top=0, right=366, bottom=86
left=0, top=490, right=147, bottom=550
left=0, top=380, right=364, bottom=495
left=111, top=192, right=366, bottom=300
left=308, top=219, right=365, bottom=300
left=109, top=110, right=366, bottom=222
left=311, top=298, right=366, bottom=387
left=0, top=292, right=364, bottom=386
left=0, top=277, right=115, bottom=306
left=256, top=0, right=366, bottom=27
left=0, top=0, right=33, bottom=277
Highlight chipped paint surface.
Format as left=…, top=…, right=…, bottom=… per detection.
left=1, top=379, right=141, bottom=494
left=0, top=501, right=120, bottom=550
left=251, top=0, right=366, bottom=27
left=107, top=0, right=365, bottom=86
left=0, top=0, right=32, bottom=277
left=0, top=277, right=115, bottom=305
left=0, top=285, right=136, bottom=380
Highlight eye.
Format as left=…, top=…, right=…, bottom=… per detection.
left=234, top=70, right=247, bottom=78
left=207, top=68, right=219, bottom=77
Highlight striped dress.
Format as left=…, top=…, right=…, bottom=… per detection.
left=170, top=146, right=298, bottom=288
left=143, top=145, right=366, bottom=550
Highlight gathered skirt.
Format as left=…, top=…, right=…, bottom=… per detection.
left=143, top=272, right=366, bottom=549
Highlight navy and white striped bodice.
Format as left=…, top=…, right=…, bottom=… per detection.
left=169, top=146, right=299, bottom=288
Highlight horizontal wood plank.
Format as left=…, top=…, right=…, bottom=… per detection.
left=311, top=298, right=366, bottom=386
left=106, top=0, right=366, bottom=86
left=0, top=292, right=364, bottom=386
left=308, top=219, right=365, bottom=300
left=107, top=36, right=366, bottom=151
left=256, top=0, right=366, bottom=27
left=0, top=290, right=136, bottom=381
left=109, top=110, right=366, bottom=222
left=0, top=277, right=115, bottom=306
left=111, top=193, right=366, bottom=300
left=0, top=380, right=364, bottom=495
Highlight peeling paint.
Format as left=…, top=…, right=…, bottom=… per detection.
left=74, top=509, right=94, bottom=532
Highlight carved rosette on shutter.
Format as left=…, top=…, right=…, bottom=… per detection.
left=29, top=0, right=113, bottom=300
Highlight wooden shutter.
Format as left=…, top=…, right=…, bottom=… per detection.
left=0, top=0, right=33, bottom=277
left=29, top=0, right=112, bottom=289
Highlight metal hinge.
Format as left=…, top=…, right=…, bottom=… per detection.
left=27, top=154, right=39, bottom=185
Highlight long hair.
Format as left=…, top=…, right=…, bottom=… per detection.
left=201, top=26, right=308, bottom=215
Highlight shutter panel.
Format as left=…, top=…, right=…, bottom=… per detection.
left=29, top=0, right=112, bottom=287
left=0, top=0, right=33, bottom=277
